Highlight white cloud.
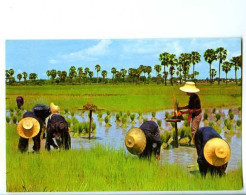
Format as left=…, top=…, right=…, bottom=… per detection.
left=62, top=39, right=112, bottom=61
left=49, top=59, right=58, bottom=64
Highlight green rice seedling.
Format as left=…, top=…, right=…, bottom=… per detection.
left=160, top=130, right=171, bottom=143
left=119, top=111, right=123, bottom=117
left=64, top=108, right=68, bottom=114
left=208, top=121, right=214, bottom=128
left=203, top=112, right=208, bottom=121
left=98, top=112, right=103, bottom=122
left=236, top=120, right=241, bottom=127
left=127, top=110, right=130, bottom=117
left=115, top=113, right=120, bottom=122
left=130, top=114, right=136, bottom=124
left=152, top=112, right=156, bottom=117
left=6, top=116, right=10, bottom=123
left=121, top=117, right=127, bottom=128
left=214, top=125, right=222, bottom=134
left=226, top=122, right=232, bottom=131
left=165, top=112, right=169, bottom=119
left=12, top=116, right=17, bottom=124
left=106, top=110, right=111, bottom=116
left=71, top=117, right=79, bottom=126
left=224, top=118, right=229, bottom=126
left=229, top=113, right=234, bottom=120
left=78, top=123, right=83, bottom=134
left=82, top=122, right=89, bottom=133
left=215, top=113, right=221, bottom=121
left=71, top=111, right=75, bottom=117
left=212, top=108, right=216, bottom=114
left=228, top=108, right=232, bottom=114
left=143, top=118, right=148, bottom=123
left=91, top=122, right=96, bottom=131
left=105, top=116, right=111, bottom=127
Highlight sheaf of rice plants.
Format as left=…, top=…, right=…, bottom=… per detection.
left=130, top=113, right=136, bottom=124
left=151, top=112, right=156, bottom=120
left=236, top=120, right=241, bottom=127
left=215, top=113, right=221, bottom=122
left=157, top=119, right=163, bottom=130
left=115, top=113, right=121, bottom=122
left=106, top=110, right=111, bottom=116
left=98, top=112, right=103, bottom=122
left=12, top=116, right=17, bottom=124
left=203, top=112, right=208, bottom=121
left=212, top=108, right=216, bottom=114
left=121, top=116, right=127, bottom=128
left=137, top=111, right=143, bottom=120
left=6, top=116, right=10, bottom=123
left=104, top=116, right=111, bottom=127
left=160, top=130, right=172, bottom=149
left=229, top=113, right=234, bottom=121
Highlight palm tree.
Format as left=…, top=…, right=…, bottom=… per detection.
left=60, top=71, right=67, bottom=82
left=17, top=74, right=22, bottom=82
left=46, top=70, right=51, bottom=80
left=95, top=64, right=101, bottom=83
left=111, top=67, right=117, bottom=81
left=191, top=51, right=201, bottom=81
left=88, top=71, right=94, bottom=82
left=5, top=70, right=10, bottom=83
left=204, top=49, right=217, bottom=84
left=211, top=69, right=217, bottom=83
left=120, top=69, right=127, bottom=82
left=101, top=70, right=107, bottom=81
left=77, top=67, right=83, bottom=83
left=84, top=67, right=90, bottom=83
left=146, top=66, right=152, bottom=79
left=179, top=53, right=191, bottom=82
left=159, top=52, right=169, bottom=85
left=176, top=59, right=183, bottom=84
left=29, top=73, right=38, bottom=81
left=169, top=54, right=177, bottom=86
left=230, top=55, right=242, bottom=85
left=115, top=71, right=122, bottom=83
left=22, top=72, right=28, bottom=82
left=50, top=69, right=57, bottom=80
left=69, top=66, right=77, bottom=81
left=215, top=47, right=227, bottom=85
left=222, top=61, right=232, bottom=85
left=154, top=64, right=162, bottom=76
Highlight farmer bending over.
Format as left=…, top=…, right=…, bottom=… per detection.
left=195, top=127, right=230, bottom=177
left=16, top=96, right=24, bottom=109
left=125, top=121, right=161, bottom=160
left=45, top=102, right=71, bottom=151
left=178, top=82, right=202, bottom=142
left=18, top=104, right=51, bottom=152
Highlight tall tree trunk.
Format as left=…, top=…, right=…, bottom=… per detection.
left=218, top=60, right=221, bottom=85
left=209, top=63, right=212, bottom=84
left=235, top=69, right=237, bottom=85
left=164, top=66, right=166, bottom=85
left=193, top=63, right=195, bottom=81
left=226, top=73, right=227, bottom=85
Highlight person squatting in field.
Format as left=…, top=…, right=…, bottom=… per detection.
left=16, top=96, right=24, bottom=109
left=45, top=102, right=71, bottom=151
left=194, top=127, right=230, bottom=177
left=139, top=121, right=162, bottom=160
left=178, top=82, right=202, bottom=142
left=18, top=104, right=51, bottom=152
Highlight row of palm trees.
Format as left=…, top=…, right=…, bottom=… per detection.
left=6, top=47, right=242, bottom=85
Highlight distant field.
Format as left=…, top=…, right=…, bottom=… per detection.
left=6, top=83, right=242, bottom=112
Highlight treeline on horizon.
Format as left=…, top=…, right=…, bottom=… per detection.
left=6, top=47, right=242, bottom=86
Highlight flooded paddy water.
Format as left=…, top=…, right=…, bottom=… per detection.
left=7, top=107, right=242, bottom=172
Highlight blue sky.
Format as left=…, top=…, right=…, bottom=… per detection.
left=6, top=38, right=241, bottom=79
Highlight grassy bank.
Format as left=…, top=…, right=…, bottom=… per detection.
left=6, top=83, right=242, bottom=112
left=6, top=124, right=243, bottom=192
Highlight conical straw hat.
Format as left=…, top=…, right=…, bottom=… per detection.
left=50, top=102, right=60, bottom=114
left=125, top=127, right=146, bottom=155
left=204, top=138, right=231, bottom=167
left=17, top=117, right=40, bottom=139
left=179, top=82, right=200, bottom=93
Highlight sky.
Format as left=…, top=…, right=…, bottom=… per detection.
left=5, top=38, right=242, bottom=80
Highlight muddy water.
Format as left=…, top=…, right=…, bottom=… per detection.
left=70, top=108, right=241, bottom=171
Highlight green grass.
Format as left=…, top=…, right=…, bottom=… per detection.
left=6, top=124, right=243, bottom=192
left=6, top=83, right=241, bottom=112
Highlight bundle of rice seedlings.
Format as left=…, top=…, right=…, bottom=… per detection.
left=137, top=111, right=142, bottom=120
left=212, top=108, right=216, bottom=114
left=157, top=119, right=162, bottom=128
left=203, top=112, right=208, bottom=121
left=236, top=120, right=242, bottom=127
left=6, top=116, right=10, bottom=123
left=106, top=110, right=111, bottom=116
left=229, top=113, right=234, bottom=120
left=215, top=113, right=221, bottom=121
left=12, top=116, right=17, bottom=124
left=130, top=113, right=136, bottom=124
left=115, top=113, right=120, bottom=122
left=127, top=111, right=130, bottom=117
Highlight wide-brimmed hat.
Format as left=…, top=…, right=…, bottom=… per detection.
left=179, top=82, right=200, bottom=93
left=17, top=117, right=40, bottom=139
left=125, top=127, right=146, bottom=155
left=204, top=138, right=231, bottom=167
left=50, top=102, right=60, bottom=114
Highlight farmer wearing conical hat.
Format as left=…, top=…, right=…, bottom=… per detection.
left=178, top=82, right=202, bottom=142
left=45, top=102, right=71, bottom=150
left=125, top=121, right=161, bottom=160
left=194, top=127, right=230, bottom=177
left=18, top=104, right=51, bottom=152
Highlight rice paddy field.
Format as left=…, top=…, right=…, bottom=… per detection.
left=5, top=83, right=243, bottom=192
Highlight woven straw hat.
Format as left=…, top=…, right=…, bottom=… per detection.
left=179, top=82, right=200, bottom=93
left=50, top=102, right=60, bottom=114
left=17, top=117, right=40, bottom=139
left=125, top=127, right=146, bottom=155
left=204, top=138, right=231, bottom=167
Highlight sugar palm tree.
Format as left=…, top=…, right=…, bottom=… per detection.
left=120, top=69, right=127, bottom=82
left=230, top=55, right=242, bottom=85
left=46, top=70, right=51, bottom=80
left=215, top=47, right=227, bottom=85
left=69, top=66, right=77, bottom=81
left=88, top=71, right=94, bottom=82
left=50, top=69, right=57, bottom=80
left=77, top=67, right=83, bottom=83
left=101, top=70, right=107, bottom=81
left=211, top=69, right=217, bottom=83
left=146, top=66, right=152, bottom=79
left=222, top=61, right=232, bottom=85
left=179, top=53, right=191, bottom=82
left=111, top=67, right=117, bottom=82
left=84, top=67, right=90, bottom=83
left=191, top=51, right=201, bottom=81
left=159, top=52, right=170, bottom=85
left=17, top=74, right=22, bottom=82
left=22, top=72, right=28, bottom=82
left=204, top=49, right=217, bottom=83
left=169, top=54, right=177, bottom=86
left=154, top=64, right=162, bottom=76
left=60, top=71, right=67, bottom=82
left=29, top=73, right=38, bottom=81
left=95, top=64, right=101, bottom=83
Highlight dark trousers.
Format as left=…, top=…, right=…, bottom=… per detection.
left=18, top=130, right=41, bottom=152
left=198, top=161, right=227, bottom=177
